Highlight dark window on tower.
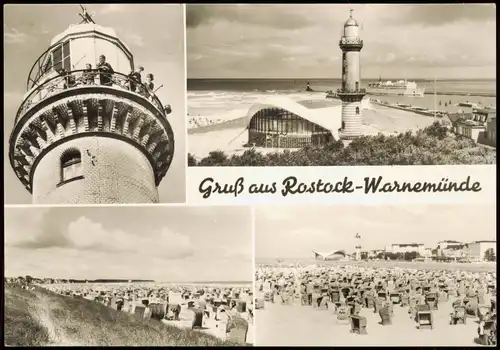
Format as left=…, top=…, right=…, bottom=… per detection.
left=356, top=107, right=360, bottom=115
left=59, top=149, right=83, bottom=185
left=53, top=46, right=63, bottom=72
left=52, top=41, right=71, bottom=73
left=355, top=82, right=359, bottom=91
left=62, top=41, right=71, bottom=71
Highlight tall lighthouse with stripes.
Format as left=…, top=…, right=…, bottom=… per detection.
left=338, top=9, right=365, bottom=145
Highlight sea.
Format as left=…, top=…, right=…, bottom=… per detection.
left=187, top=78, right=496, bottom=123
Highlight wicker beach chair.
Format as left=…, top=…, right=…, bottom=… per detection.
left=416, top=304, right=433, bottom=330
left=425, top=292, right=438, bottom=310
left=449, top=305, right=466, bottom=325
left=350, top=315, right=367, bottom=335
left=226, top=315, right=249, bottom=344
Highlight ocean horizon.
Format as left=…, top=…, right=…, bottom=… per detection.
left=187, top=78, right=496, bottom=123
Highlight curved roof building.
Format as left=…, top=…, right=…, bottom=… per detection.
left=245, top=96, right=371, bottom=149
left=312, top=250, right=347, bottom=261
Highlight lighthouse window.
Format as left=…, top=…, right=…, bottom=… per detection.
left=59, top=149, right=83, bottom=185
left=356, top=107, right=360, bottom=115
left=52, top=41, right=71, bottom=73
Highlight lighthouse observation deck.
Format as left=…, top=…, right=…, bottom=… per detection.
left=9, top=20, right=175, bottom=200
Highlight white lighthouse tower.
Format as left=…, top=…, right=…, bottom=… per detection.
left=9, top=7, right=174, bottom=204
left=338, top=10, right=365, bottom=145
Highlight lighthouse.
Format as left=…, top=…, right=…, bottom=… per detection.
left=8, top=7, right=174, bottom=204
left=338, top=10, right=365, bottom=145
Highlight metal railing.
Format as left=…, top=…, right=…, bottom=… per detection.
left=16, top=69, right=166, bottom=122
left=337, top=88, right=366, bottom=94
left=339, top=37, right=363, bottom=46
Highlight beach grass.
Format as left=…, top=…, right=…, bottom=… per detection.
left=3, top=283, right=242, bottom=346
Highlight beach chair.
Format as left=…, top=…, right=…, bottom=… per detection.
left=464, top=297, right=479, bottom=317
left=400, top=294, right=409, bottom=307
left=255, top=298, right=265, bottom=310
left=365, top=293, right=375, bottom=309
left=390, top=292, right=401, bottom=304
left=374, top=298, right=383, bottom=314
left=312, top=293, right=321, bottom=308
left=190, top=308, right=203, bottom=329
left=336, top=305, right=350, bottom=325
left=301, top=294, right=309, bottom=306
left=331, top=290, right=340, bottom=303
left=378, top=291, right=387, bottom=301
left=449, top=305, right=466, bottom=325
left=134, top=304, right=146, bottom=318
left=481, top=319, right=496, bottom=346
left=319, top=296, right=329, bottom=309
left=425, top=292, right=438, bottom=310
left=264, top=291, right=274, bottom=303
left=167, top=303, right=181, bottom=321
left=379, top=304, right=392, bottom=326
left=438, top=290, right=449, bottom=303
left=416, top=304, right=433, bottom=330
left=350, top=315, right=367, bottom=335
left=478, top=304, right=491, bottom=322
left=236, top=300, right=247, bottom=313
left=227, top=315, right=249, bottom=344
left=149, top=303, right=166, bottom=321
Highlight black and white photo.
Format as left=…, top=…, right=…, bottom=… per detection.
left=186, top=4, right=496, bottom=167
left=4, top=205, right=254, bottom=346
left=254, top=204, right=496, bottom=346
left=4, top=4, right=186, bottom=204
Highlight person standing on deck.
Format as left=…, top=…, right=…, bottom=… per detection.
left=128, top=66, right=144, bottom=93
left=96, top=55, right=114, bottom=86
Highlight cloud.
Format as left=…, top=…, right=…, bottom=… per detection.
left=393, top=4, right=496, bottom=27
left=186, top=4, right=315, bottom=30
left=66, top=216, right=195, bottom=259
left=10, top=215, right=195, bottom=260
left=98, top=4, right=128, bottom=15
left=4, top=27, right=29, bottom=44
left=187, top=4, right=496, bottom=79
left=125, top=33, right=145, bottom=47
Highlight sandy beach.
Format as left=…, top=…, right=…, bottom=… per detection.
left=256, top=293, right=483, bottom=346
left=255, top=261, right=496, bottom=346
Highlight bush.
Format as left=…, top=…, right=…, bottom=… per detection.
left=484, top=248, right=495, bottom=262
left=189, top=122, right=496, bottom=166
left=187, top=153, right=198, bottom=166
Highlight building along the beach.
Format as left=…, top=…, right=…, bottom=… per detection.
left=437, top=240, right=464, bottom=253
left=246, top=98, right=339, bottom=148
left=312, top=250, right=347, bottom=261
left=9, top=9, right=174, bottom=204
left=386, top=243, right=426, bottom=255
left=450, top=108, right=495, bottom=144
left=464, top=240, right=497, bottom=261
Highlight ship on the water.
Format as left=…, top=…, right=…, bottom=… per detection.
left=367, top=77, right=425, bottom=97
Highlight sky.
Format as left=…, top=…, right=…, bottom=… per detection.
left=4, top=4, right=186, bottom=204
left=186, top=4, right=496, bottom=79
left=5, top=206, right=252, bottom=282
left=255, top=204, right=496, bottom=259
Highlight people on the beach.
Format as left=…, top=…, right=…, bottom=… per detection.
left=256, top=263, right=496, bottom=345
